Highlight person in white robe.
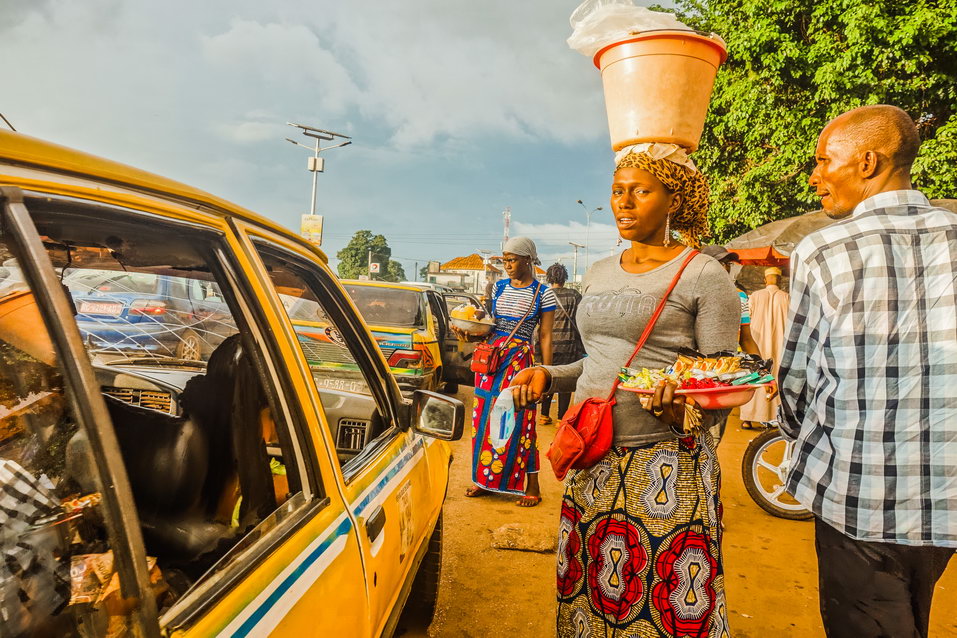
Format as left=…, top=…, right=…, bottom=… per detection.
left=740, top=267, right=789, bottom=425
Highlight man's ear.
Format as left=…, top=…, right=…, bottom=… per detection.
left=860, top=150, right=880, bottom=179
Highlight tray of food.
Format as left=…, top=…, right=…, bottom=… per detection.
left=449, top=304, right=495, bottom=336
left=618, top=349, right=775, bottom=410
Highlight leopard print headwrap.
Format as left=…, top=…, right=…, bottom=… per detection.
left=615, top=151, right=710, bottom=248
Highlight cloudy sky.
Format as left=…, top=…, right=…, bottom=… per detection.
left=1, top=0, right=664, bottom=279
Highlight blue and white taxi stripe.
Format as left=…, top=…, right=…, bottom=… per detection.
left=216, top=516, right=352, bottom=637
left=217, top=435, right=432, bottom=636
left=350, top=436, right=426, bottom=518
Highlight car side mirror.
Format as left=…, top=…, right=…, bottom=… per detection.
left=412, top=390, right=464, bottom=441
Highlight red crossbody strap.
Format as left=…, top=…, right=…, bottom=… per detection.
left=604, top=250, right=700, bottom=402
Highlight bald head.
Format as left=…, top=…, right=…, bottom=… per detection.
left=826, top=105, right=920, bottom=173
left=810, top=105, right=920, bottom=218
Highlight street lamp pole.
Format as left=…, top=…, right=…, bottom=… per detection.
left=577, top=200, right=603, bottom=271
left=285, top=122, right=352, bottom=216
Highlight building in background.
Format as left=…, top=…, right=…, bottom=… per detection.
left=421, top=253, right=548, bottom=295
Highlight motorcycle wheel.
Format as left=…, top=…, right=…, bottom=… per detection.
left=741, top=427, right=813, bottom=521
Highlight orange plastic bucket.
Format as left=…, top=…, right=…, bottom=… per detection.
left=594, top=30, right=727, bottom=152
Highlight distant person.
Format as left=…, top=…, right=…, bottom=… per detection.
left=739, top=267, right=788, bottom=428
left=779, top=105, right=956, bottom=638
left=453, top=237, right=556, bottom=507
left=538, top=263, right=583, bottom=425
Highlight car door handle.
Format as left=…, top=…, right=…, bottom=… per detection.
left=365, top=506, right=386, bottom=542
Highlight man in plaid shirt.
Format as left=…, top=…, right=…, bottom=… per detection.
left=779, top=104, right=955, bottom=638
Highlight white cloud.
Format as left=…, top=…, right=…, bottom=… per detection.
left=316, top=0, right=608, bottom=148
left=201, top=20, right=360, bottom=116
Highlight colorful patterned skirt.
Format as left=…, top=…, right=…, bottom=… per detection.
left=471, top=335, right=538, bottom=494
left=557, top=435, right=729, bottom=638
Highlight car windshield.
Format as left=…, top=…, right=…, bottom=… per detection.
left=344, top=284, right=425, bottom=328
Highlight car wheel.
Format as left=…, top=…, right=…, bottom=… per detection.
left=402, top=513, right=442, bottom=627
left=175, top=329, right=203, bottom=361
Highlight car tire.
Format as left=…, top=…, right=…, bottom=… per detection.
left=403, top=513, right=443, bottom=627
left=175, top=329, right=203, bottom=361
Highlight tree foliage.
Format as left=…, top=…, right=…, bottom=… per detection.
left=669, top=0, right=957, bottom=241
left=336, top=230, right=407, bottom=282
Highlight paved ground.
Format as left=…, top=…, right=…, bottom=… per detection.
left=416, top=392, right=957, bottom=637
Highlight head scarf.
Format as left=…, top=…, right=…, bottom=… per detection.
left=615, top=148, right=710, bottom=248
left=502, top=237, right=540, bottom=265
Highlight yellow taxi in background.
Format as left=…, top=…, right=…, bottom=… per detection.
left=296, top=280, right=481, bottom=394
left=0, top=130, right=463, bottom=637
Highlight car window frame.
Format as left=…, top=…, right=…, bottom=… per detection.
left=241, top=232, right=409, bottom=480
left=0, top=187, right=162, bottom=636
left=12, top=190, right=331, bottom=633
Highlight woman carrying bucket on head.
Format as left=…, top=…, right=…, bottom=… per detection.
left=509, top=3, right=737, bottom=634
left=453, top=237, right=556, bottom=507
left=511, top=144, right=739, bottom=637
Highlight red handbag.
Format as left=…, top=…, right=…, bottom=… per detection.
left=471, top=282, right=541, bottom=376
left=546, top=251, right=699, bottom=480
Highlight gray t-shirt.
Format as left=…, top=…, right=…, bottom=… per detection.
left=545, top=248, right=740, bottom=446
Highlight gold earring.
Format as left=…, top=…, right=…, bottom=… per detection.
left=663, top=214, right=672, bottom=247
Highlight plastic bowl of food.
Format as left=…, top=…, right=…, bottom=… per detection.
left=451, top=317, right=495, bottom=336
left=621, top=384, right=768, bottom=410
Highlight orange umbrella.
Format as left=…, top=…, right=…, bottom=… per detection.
left=730, top=246, right=789, bottom=266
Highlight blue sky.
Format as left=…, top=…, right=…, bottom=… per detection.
left=1, top=0, right=666, bottom=279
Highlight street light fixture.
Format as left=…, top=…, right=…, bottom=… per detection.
left=285, top=122, right=352, bottom=217
left=577, top=199, right=603, bottom=270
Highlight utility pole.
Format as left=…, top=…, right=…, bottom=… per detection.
left=368, top=248, right=373, bottom=280
left=501, top=207, right=511, bottom=251
left=569, top=242, right=585, bottom=283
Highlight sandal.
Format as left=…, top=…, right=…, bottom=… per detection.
left=465, top=486, right=489, bottom=498
left=516, top=495, right=542, bottom=507
left=539, top=416, right=553, bottom=426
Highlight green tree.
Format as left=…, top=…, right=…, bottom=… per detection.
left=336, top=230, right=407, bottom=282
left=668, top=0, right=957, bottom=241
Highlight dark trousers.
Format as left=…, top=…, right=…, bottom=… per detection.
left=814, top=517, right=953, bottom=638
left=540, top=392, right=571, bottom=421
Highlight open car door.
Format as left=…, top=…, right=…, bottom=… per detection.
left=439, top=292, right=484, bottom=387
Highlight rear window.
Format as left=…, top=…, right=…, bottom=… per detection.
left=344, top=285, right=425, bottom=328
left=65, top=270, right=159, bottom=295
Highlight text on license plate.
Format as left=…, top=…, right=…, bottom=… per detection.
left=79, top=301, right=124, bottom=315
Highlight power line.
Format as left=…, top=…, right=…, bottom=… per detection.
left=0, top=113, right=16, bottom=132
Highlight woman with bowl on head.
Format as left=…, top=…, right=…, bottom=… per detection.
left=510, top=146, right=740, bottom=636
left=455, top=237, right=556, bottom=507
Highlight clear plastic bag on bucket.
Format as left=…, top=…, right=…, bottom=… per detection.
left=567, top=0, right=689, bottom=58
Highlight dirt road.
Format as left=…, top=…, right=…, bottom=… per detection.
left=420, top=393, right=957, bottom=637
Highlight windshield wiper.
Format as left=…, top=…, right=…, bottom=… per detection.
left=101, top=355, right=206, bottom=369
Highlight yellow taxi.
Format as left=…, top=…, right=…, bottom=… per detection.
left=296, top=279, right=481, bottom=394
left=0, top=130, right=464, bottom=637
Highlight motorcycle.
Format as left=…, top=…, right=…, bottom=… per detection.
left=741, top=423, right=813, bottom=520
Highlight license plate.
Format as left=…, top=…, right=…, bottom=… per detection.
left=79, top=301, right=124, bottom=315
